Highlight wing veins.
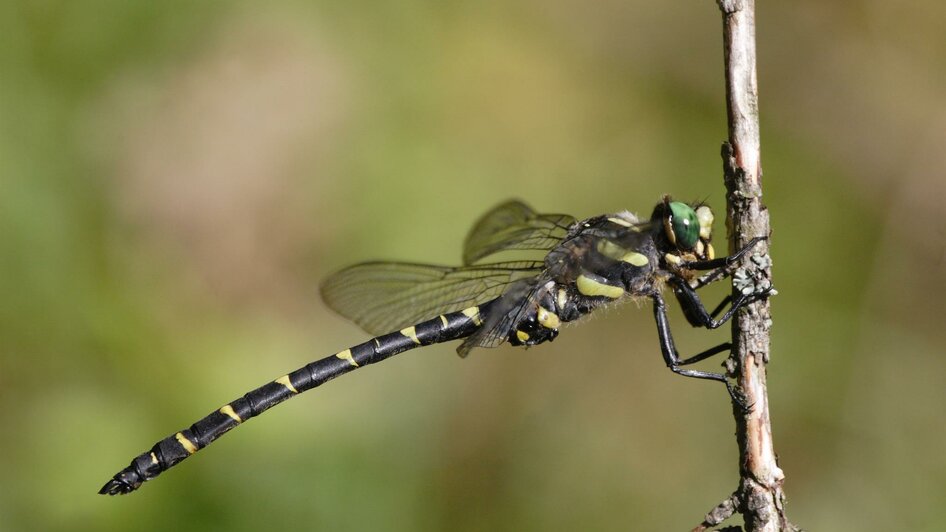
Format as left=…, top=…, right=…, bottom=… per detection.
left=463, top=200, right=576, bottom=264
left=321, top=261, right=544, bottom=335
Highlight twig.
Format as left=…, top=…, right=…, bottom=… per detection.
left=700, top=1, right=800, bottom=530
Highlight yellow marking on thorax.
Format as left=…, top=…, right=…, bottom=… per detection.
left=219, top=404, right=243, bottom=423
left=336, top=348, right=358, bottom=367
left=440, top=315, right=449, bottom=328
left=537, top=307, right=561, bottom=329
left=576, top=274, right=624, bottom=299
left=557, top=289, right=568, bottom=310
left=516, top=330, right=530, bottom=342
left=175, top=432, right=198, bottom=455
left=607, top=216, right=633, bottom=227
left=706, top=243, right=715, bottom=260
left=275, top=375, right=298, bottom=394
left=461, top=306, right=482, bottom=326
left=597, top=240, right=648, bottom=267
left=664, top=253, right=682, bottom=265
left=621, top=251, right=649, bottom=267
left=400, top=326, right=421, bottom=344
left=596, top=240, right=626, bottom=260
left=150, top=452, right=159, bottom=465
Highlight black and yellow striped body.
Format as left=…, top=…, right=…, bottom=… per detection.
left=99, top=228, right=654, bottom=495
left=99, top=304, right=490, bottom=495
left=100, top=197, right=770, bottom=496
left=100, top=209, right=672, bottom=495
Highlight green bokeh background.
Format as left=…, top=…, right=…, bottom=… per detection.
left=3, top=2, right=944, bottom=530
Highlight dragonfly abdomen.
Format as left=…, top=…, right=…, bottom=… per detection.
left=99, top=303, right=490, bottom=495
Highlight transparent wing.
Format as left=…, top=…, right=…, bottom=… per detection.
left=320, top=260, right=544, bottom=336
left=462, top=200, right=576, bottom=265
left=456, top=279, right=548, bottom=357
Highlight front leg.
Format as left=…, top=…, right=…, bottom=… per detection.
left=684, top=236, right=766, bottom=289
left=668, top=276, right=773, bottom=330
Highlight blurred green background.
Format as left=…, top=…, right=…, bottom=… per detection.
left=3, top=1, right=944, bottom=530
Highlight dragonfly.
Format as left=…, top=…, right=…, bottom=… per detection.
left=99, top=197, right=771, bottom=495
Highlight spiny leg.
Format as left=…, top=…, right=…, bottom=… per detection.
left=708, top=295, right=731, bottom=320
left=651, top=292, right=747, bottom=410
left=685, top=236, right=766, bottom=289
left=677, top=342, right=732, bottom=366
left=668, top=276, right=773, bottom=330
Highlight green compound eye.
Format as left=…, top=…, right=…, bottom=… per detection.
left=666, top=201, right=700, bottom=249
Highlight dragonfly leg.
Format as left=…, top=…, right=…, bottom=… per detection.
left=651, top=292, right=748, bottom=410
left=668, top=276, right=773, bottom=330
left=676, top=342, right=732, bottom=366
left=683, top=236, right=766, bottom=271
left=684, top=236, right=767, bottom=289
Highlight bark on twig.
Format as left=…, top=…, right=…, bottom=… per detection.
left=698, top=1, right=799, bottom=530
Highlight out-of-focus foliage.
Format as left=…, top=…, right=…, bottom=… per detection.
left=2, top=1, right=944, bottom=530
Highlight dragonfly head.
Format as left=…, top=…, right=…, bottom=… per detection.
left=652, top=197, right=715, bottom=262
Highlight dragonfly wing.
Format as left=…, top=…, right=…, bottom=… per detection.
left=456, top=277, right=555, bottom=357
left=462, top=200, right=576, bottom=265
left=320, top=260, right=544, bottom=336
